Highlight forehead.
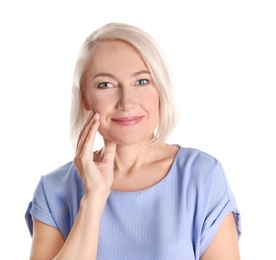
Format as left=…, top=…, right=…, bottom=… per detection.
left=92, top=40, right=138, bottom=56
left=88, top=40, right=148, bottom=71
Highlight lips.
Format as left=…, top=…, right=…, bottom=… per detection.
left=112, top=116, right=143, bottom=126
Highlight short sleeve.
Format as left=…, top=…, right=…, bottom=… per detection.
left=25, top=162, right=84, bottom=240
left=28, top=177, right=59, bottom=232
left=198, top=161, right=241, bottom=256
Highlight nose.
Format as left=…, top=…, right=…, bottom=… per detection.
left=116, top=87, right=136, bottom=111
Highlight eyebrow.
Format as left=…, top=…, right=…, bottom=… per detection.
left=93, top=70, right=150, bottom=80
left=131, top=70, right=151, bottom=77
left=93, top=73, right=118, bottom=80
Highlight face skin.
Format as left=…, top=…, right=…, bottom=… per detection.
left=82, top=40, right=160, bottom=146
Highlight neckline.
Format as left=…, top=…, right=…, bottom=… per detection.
left=110, top=145, right=183, bottom=195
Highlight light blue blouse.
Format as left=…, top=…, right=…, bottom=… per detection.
left=26, top=146, right=241, bottom=259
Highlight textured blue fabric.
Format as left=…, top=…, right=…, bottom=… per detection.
left=26, top=146, right=241, bottom=259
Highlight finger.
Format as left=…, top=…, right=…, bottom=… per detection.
left=74, top=113, right=100, bottom=175
left=76, top=111, right=94, bottom=149
left=103, top=141, right=117, bottom=166
left=76, top=112, right=99, bottom=154
left=81, top=115, right=100, bottom=156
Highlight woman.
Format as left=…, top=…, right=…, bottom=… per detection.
left=26, top=23, right=241, bottom=259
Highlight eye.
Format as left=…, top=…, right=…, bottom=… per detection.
left=135, top=79, right=149, bottom=86
left=98, top=82, right=114, bottom=89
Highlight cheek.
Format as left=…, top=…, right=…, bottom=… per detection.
left=86, top=95, right=110, bottom=114
left=140, top=95, right=160, bottom=126
left=146, top=93, right=159, bottom=113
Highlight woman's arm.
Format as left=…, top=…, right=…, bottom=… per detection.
left=30, top=194, right=108, bottom=260
left=52, top=193, right=110, bottom=259
left=30, top=112, right=116, bottom=260
left=200, top=212, right=240, bottom=260
left=30, top=220, right=64, bottom=260
left=30, top=194, right=107, bottom=260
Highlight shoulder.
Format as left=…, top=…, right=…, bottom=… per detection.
left=35, top=161, right=83, bottom=198
left=40, top=161, right=77, bottom=184
left=174, top=145, right=235, bottom=204
left=175, top=146, right=222, bottom=174
left=173, top=145, right=228, bottom=193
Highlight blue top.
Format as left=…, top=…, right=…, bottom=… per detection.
left=25, top=146, right=241, bottom=259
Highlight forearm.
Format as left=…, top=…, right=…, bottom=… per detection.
left=53, top=193, right=108, bottom=260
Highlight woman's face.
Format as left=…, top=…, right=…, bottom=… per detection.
left=82, top=40, right=160, bottom=145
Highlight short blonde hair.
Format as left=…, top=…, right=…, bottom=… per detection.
left=70, top=22, right=178, bottom=148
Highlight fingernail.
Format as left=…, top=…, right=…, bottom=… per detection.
left=94, top=112, right=100, bottom=119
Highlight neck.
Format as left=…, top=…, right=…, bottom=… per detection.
left=96, top=140, right=161, bottom=173
left=114, top=143, right=154, bottom=171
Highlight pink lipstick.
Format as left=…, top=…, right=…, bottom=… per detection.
left=112, top=116, right=143, bottom=126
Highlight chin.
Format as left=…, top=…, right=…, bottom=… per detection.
left=99, top=126, right=155, bottom=145
left=103, top=133, right=152, bottom=146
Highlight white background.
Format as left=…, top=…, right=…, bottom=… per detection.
left=1, top=0, right=275, bottom=259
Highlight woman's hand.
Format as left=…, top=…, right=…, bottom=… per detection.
left=73, top=112, right=116, bottom=197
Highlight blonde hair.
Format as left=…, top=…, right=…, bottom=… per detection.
left=70, top=22, right=178, bottom=148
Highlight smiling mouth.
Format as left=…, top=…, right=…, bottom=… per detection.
left=112, top=116, right=143, bottom=126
